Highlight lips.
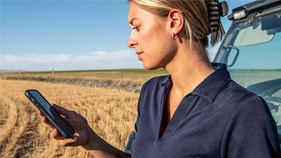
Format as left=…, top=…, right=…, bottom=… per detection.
left=136, top=51, right=143, bottom=60
left=136, top=51, right=143, bottom=55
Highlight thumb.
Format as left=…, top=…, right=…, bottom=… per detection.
left=52, top=104, right=71, bottom=116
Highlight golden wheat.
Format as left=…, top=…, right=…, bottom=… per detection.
left=0, top=79, right=138, bottom=158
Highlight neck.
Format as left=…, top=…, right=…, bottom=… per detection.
left=165, top=42, right=214, bottom=96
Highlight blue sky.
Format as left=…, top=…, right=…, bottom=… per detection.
left=0, top=0, right=253, bottom=71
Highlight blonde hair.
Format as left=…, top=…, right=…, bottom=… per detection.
left=128, top=0, right=226, bottom=47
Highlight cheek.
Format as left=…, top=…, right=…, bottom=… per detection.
left=142, top=27, right=170, bottom=54
left=139, top=24, right=175, bottom=69
left=143, top=39, right=176, bottom=69
left=147, top=29, right=174, bottom=56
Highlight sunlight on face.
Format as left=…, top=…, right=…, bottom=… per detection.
left=127, top=2, right=176, bottom=70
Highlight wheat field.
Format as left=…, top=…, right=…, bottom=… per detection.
left=0, top=79, right=139, bottom=158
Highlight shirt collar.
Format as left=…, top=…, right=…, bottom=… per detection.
left=192, top=65, right=231, bottom=103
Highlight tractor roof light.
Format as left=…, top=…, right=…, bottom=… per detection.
left=232, top=9, right=247, bottom=20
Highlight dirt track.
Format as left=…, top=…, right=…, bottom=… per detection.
left=0, top=81, right=43, bottom=157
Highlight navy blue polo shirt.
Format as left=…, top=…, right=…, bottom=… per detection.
left=131, top=66, right=280, bottom=158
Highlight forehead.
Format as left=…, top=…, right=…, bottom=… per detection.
left=128, top=2, right=152, bottom=24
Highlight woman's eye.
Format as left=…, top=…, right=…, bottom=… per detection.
left=132, top=25, right=140, bottom=31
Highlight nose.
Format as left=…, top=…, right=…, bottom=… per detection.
left=127, top=40, right=137, bottom=48
left=127, top=28, right=139, bottom=48
left=127, top=32, right=137, bottom=48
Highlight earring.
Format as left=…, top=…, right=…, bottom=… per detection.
left=172, top=32, right=178, bottom=40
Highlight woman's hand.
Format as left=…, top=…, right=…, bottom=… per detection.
left=40, top=104, right=131, bottom=158
left=40, top=104, right=92, bottom=147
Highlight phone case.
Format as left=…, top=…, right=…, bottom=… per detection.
left=25, top=89, right=75, bottom=138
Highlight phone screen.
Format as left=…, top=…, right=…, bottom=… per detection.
left=30, top=91, right=52, bottom=114
left=25, top=89, right=75, bottom=138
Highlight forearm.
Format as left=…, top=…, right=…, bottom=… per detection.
left=83, top=128, right=131, bottom=158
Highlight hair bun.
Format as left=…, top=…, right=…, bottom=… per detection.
left=205, top=0, right=228, bottom=45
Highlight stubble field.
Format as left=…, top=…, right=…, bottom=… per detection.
left=1, top=69, right=281, bottom=157
left=0, top=69, right=167, bottom=158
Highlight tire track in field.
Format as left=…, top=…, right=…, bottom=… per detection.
left=0, top=97, right=9, bottom=129
left=0, top=95, right=19, bottom=157
left=14, top=100, right=42, bottom=158
left=0, top=95, right=42, bottom=157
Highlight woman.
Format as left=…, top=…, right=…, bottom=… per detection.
left=42, top=0, right=281, bottom=157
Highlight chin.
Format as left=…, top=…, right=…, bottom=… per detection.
left=142, top=63, right=161, bottom=70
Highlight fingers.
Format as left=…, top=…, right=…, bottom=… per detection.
left=51, top=128, right=64, bottom=140
left=51, top=128, right=78, bottom=146
left=38, top=105, right=88, bottom=147
left=38, top=111, right=55, bottom=128
left=59, top=137, right=78, bottom=147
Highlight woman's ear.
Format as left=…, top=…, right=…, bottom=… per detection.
left=168, top=9, right=184, bottom=35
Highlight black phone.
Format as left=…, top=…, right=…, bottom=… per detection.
left=25, top=89, right=75, bottom=138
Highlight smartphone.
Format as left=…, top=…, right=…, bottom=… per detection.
left=25, top=89, right=75, bottom=138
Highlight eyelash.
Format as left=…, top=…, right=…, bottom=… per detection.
left=132, top=25, right=140, bottom=31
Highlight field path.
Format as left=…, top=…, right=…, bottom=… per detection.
left=0, top=80, right=47, bottom=157
left=0, top=79, right=138, bottom=157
